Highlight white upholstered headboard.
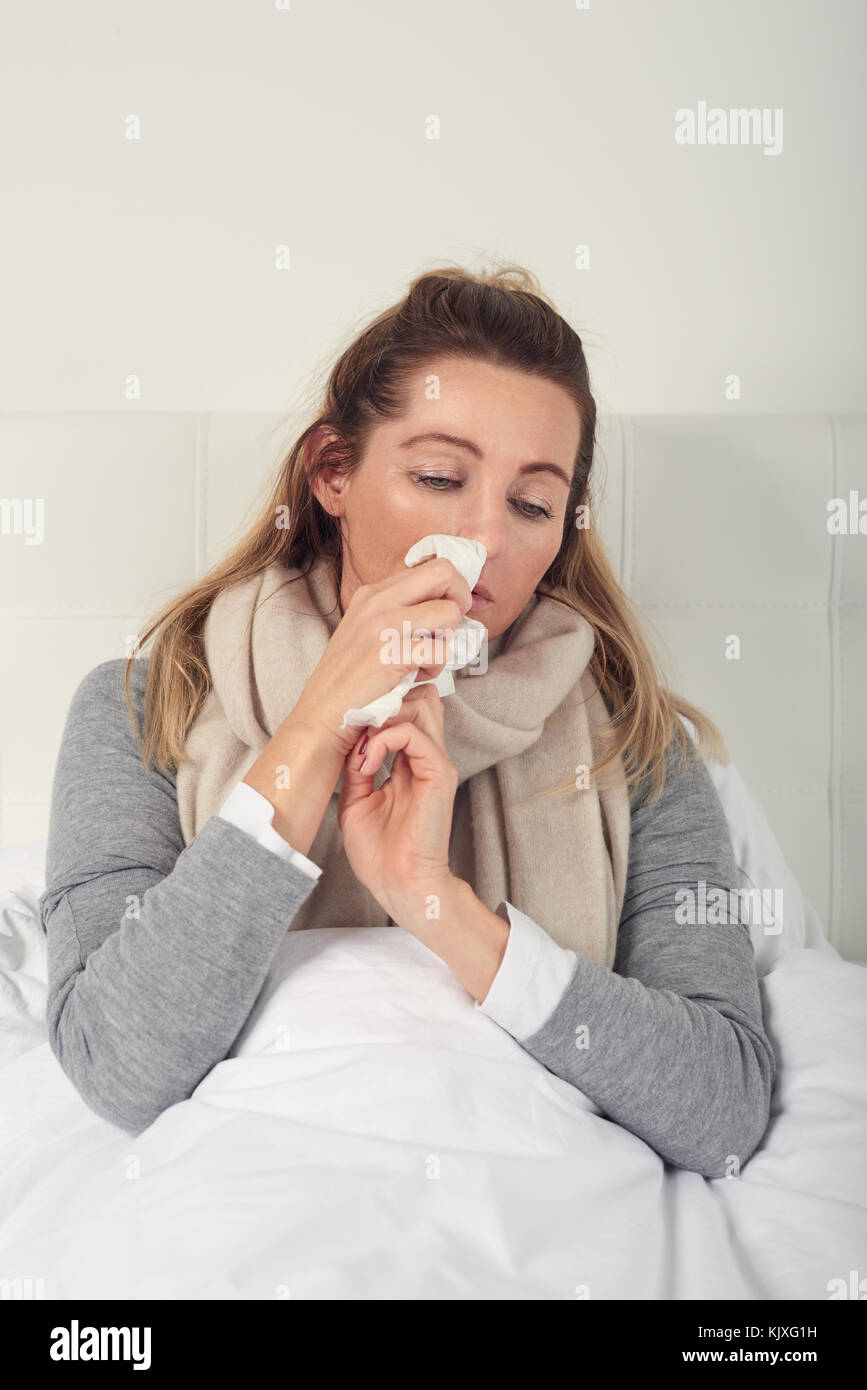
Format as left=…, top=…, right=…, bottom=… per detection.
left=1, top=412, right=864, bottom=960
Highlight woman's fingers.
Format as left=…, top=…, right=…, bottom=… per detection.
left=336, top=728, right=382, bottom=821
left=373, top=553, right=474, bottom=619
left=351, top=716, right=452, bottom=784
left=338, top=686, right=450, bottom=821
left=397, top=626, right=457, bottom=682
left=374, top=682, right=445, bottom=741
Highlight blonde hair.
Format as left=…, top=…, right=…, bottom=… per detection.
left=125, top=262, right=727, bottom=807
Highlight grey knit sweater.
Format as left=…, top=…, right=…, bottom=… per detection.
left=39, top=657, right=776, bottom=1176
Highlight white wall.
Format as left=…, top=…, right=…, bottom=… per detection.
left=0, top=0, right=864, bottom=413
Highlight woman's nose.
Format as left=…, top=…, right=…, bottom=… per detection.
left=456, top=508, right=509, bottom=562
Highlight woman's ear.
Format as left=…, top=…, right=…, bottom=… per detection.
left=306, top=425, right=349, bottom=518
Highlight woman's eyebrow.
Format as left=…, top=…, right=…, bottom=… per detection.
left=399, top=432, right=572, bottom=487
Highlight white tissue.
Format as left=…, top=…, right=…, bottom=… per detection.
left=340, top=533, right=489, bottom=730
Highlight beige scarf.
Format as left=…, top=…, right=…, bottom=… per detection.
left=176, top=555, right=631, bottom=967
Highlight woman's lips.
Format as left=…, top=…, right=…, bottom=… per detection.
left=470, top=583, right=493, bottom=609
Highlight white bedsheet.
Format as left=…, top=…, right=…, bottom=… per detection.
left=1, top=869, right=866, bottom=1300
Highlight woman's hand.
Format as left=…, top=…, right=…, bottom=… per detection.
left=335, top=684, right=458, bottom=931
left=292, top=557, right=474, bottom=761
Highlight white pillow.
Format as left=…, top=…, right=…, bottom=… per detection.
left=0, top=840, right=49, bottom=903
left=678, top=716, right=839, bottom=975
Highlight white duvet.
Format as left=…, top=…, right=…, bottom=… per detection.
left=1, top=861, right=866, bottom=1301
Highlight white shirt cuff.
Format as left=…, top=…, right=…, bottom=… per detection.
left=218, top=781, right=323, bottom=881
left=475, top=901, right=577, bottom=1040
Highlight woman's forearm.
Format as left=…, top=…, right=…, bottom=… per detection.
left=388, top=873, right=510, bottom=1004
left=504, top=931, right=776, bottom=1179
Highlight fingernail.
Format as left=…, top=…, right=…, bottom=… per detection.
left=359, top=755, right=368, bottom=771
left=359, top=734, right=369, bottom=754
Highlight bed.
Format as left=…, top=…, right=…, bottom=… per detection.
left=1, top=752, right=865, bottom=1301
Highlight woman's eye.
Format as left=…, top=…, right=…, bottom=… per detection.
left=518, top=501, right=554, bottom=519
left=415, top=474, right=457, bottom=490
left=412, top=473, right=553, bottom=521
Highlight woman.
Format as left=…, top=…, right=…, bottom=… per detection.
left=40, top=264, right=775, bottom=1176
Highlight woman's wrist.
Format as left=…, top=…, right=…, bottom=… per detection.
left=291, top=691, right=364, bottom=763
left=243, top=712, right=347, bottom=857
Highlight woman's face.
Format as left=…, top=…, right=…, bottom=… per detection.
left=312, top=356, right=580, bottom=641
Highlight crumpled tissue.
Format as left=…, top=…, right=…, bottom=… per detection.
left=340, top=533, right=489, bottom=730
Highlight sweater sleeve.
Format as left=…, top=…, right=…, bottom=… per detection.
left=39, top=657, right=322, bottom=1136
left=478, top=742, right=777, bottom=1179
left=218, top=780, right=323, bottom=879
